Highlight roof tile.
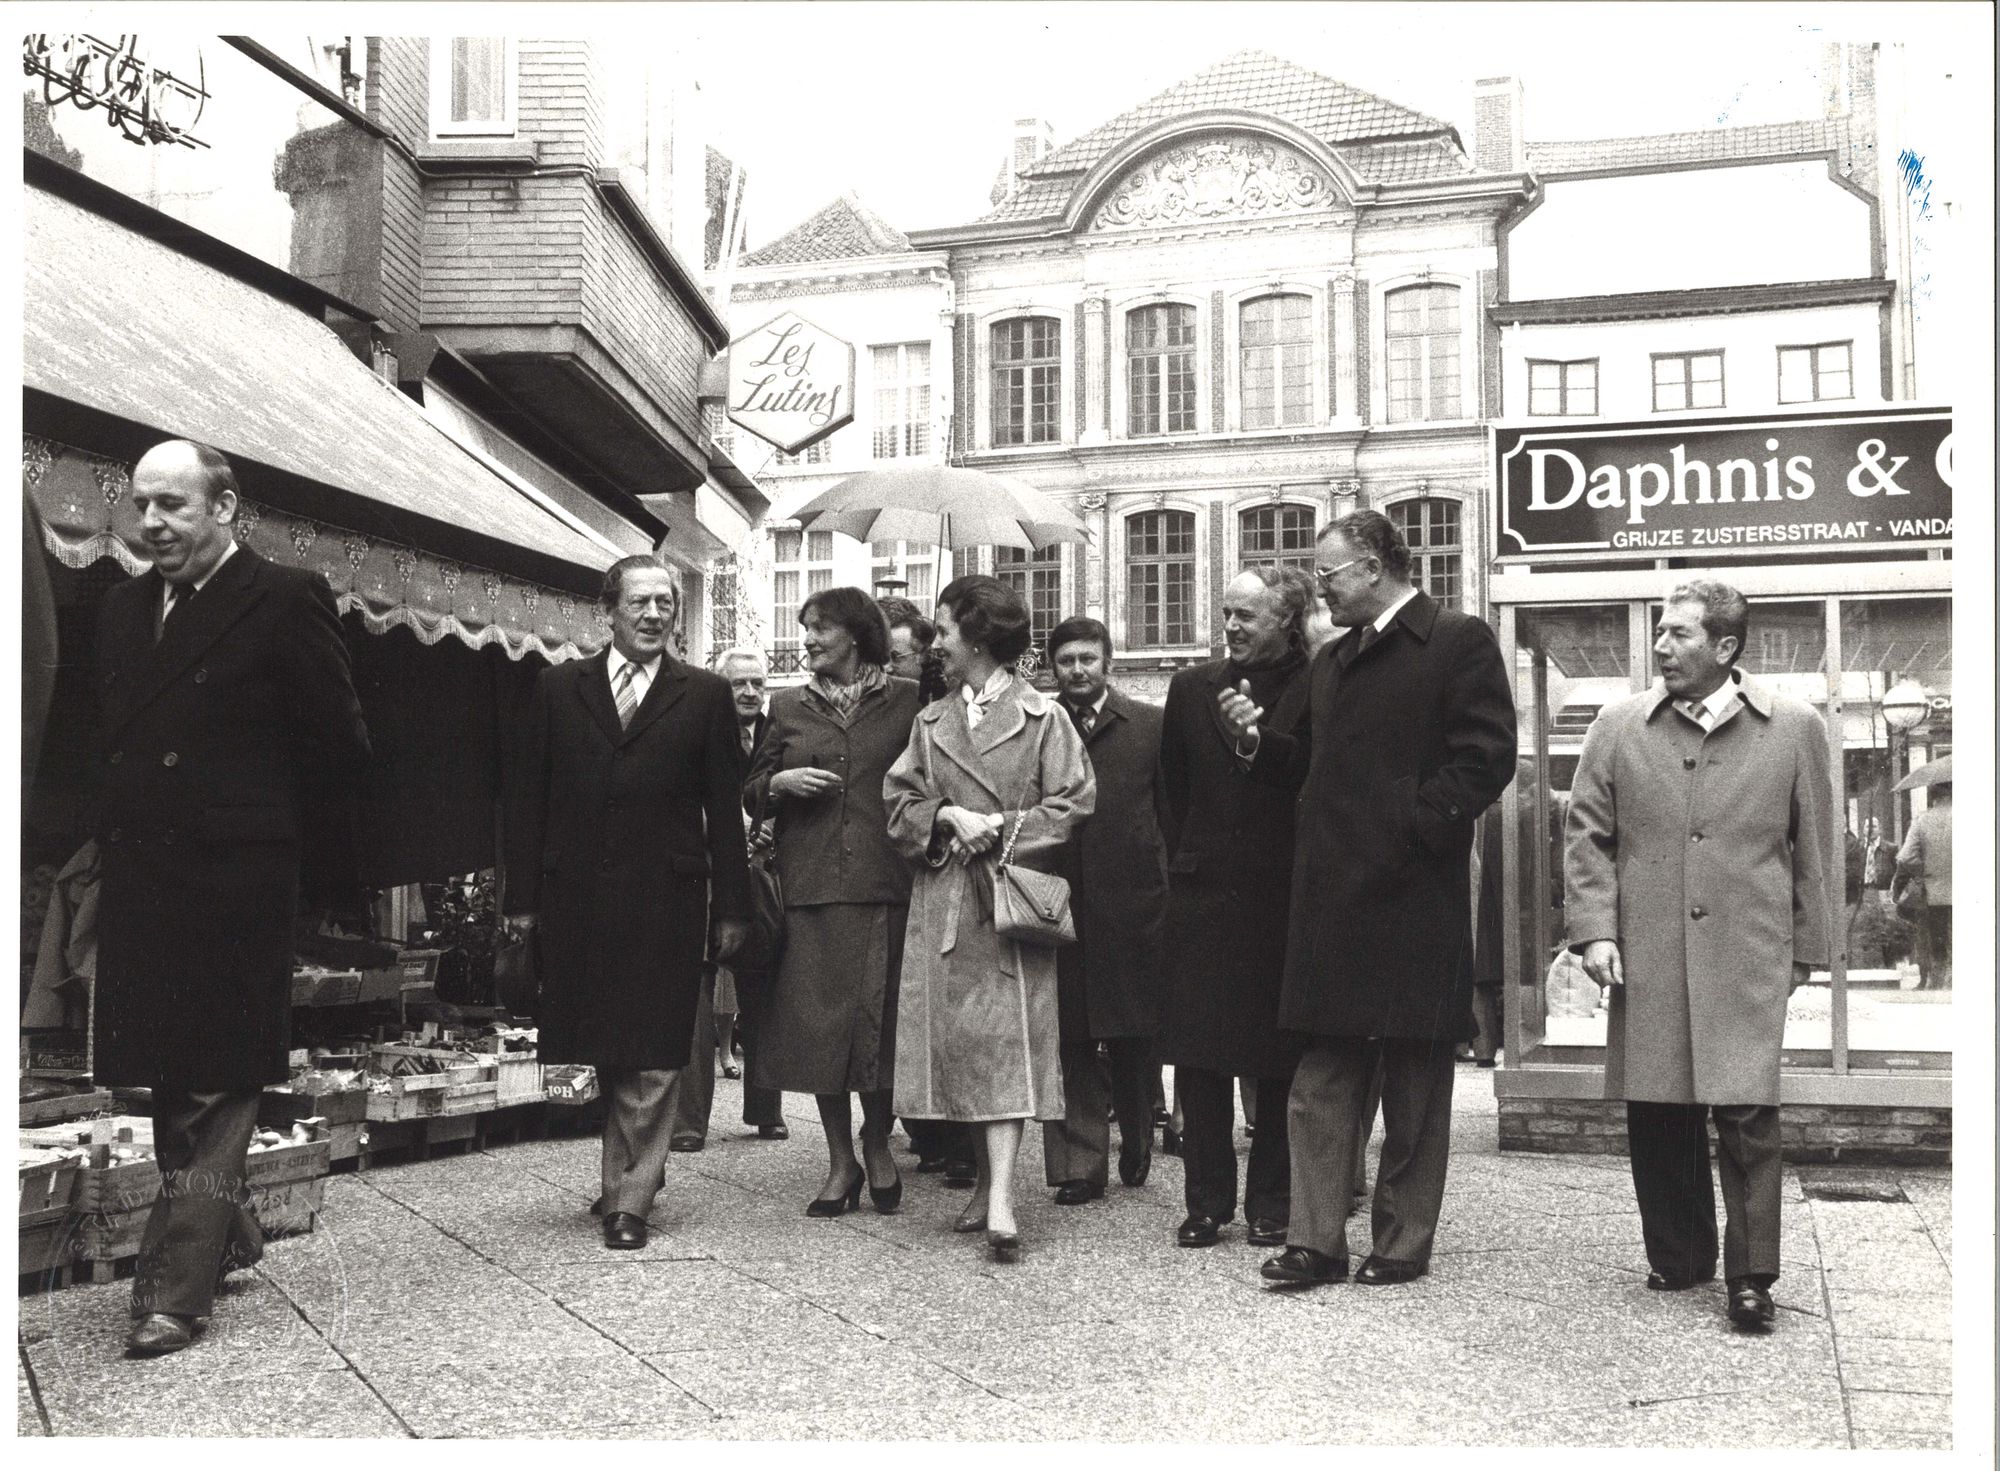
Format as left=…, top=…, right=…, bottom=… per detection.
left=740, top=194, right=912, bottom=267
left=1525, top=118, right=1848, bottom=175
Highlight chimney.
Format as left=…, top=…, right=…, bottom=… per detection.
left=993, top=117, right=1054, bottom=204
left=1471, top=76, right=1523, bottom=174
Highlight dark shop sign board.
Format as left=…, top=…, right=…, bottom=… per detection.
left=1493, top=405, right=1953, bottom=562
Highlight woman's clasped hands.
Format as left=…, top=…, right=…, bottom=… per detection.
left=937, top=805, right=1005, bottom=866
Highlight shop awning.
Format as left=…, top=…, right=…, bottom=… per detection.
left=23, top=185, right=621, bottom=660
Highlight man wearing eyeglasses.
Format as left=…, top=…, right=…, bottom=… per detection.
left=506, top=557, right=752, bottom=1251
left=1220, top=509, right=1515, bottom=1290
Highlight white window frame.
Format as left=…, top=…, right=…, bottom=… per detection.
left=870, top=342, right=933, bottom=460
left=983, top=311, right=1068, bottom=450
left=1228, top=286, right=1326, bottom=432
left=1386, top=495, right=1467, bottom=607
left=1108, top=294, right=1207, bottom=442
left=1526, top=358, right=1599, bottom=417
left=770, top=527, right=837, bottom=666
left=1651, top=349, right=1726, bottom=413
left=1234, top=498, right=1320, bottom=576
left=1119, top=504, right=1204, bottom=652
left=429, top=37, right=518, bottom=138
left=870, top=539, right=941, bottom=604
left=1380, top=280, right=1468, bottom=425
left=1776, top=340, right=1855, bottom=404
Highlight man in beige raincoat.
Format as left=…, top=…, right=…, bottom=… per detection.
left=1565, top=579, right=1831, bottom=1332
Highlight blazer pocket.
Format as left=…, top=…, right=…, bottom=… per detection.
left=201, top=805, right=296, bottom=844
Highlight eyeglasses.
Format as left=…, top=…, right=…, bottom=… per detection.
left=1312, top=556, right=1372, bottom=587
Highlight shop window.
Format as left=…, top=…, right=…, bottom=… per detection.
left=1239, top=503, right=1316, bottom=576
left=871, top=343, right=931, bottom=459
left=770, top=529, right=834, bottom=671
left=1527, top=358, right=1598, bottom=417
left=1127, top=304, right=1198, bottom=436
left=994, top=544, right=1063, bottom=668
left=870, top=540, right=938, bottom=604
left=1652, top=350, right=1724, bottom=412
left=1778, top=341, right=1854, bottom=404
left=431, top=38, right=515, bottom=136
left=1240, top=295, right=1313, bottom=428
left=1126, top=510, right=1196, bottom=648
left=1385, top=284, right=1462, bottom=423
left=1388, top=498, right=1462, bottom=604
left=992, top=318, right=1062, bottom=446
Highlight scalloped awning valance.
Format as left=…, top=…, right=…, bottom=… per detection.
left=25, top=436, right=610, bottom=661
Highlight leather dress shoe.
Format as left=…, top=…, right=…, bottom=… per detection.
left=942, top=1158, right=978, bottom=1188
left=125, top=1312, right=199, bottom=1356
left=1245, top=1217, right=1287, bottom=1248
left=1053, top=1180, right=1104, bottom=1206
left=1355, top=1256, right=1427, bottom=1286
left=1646, top=1269, right=1715, bottom=1291
left=1158, top=1125, right=1183, bottom=1158
left=588, top=1196, right=606, bottom=1217
left=1726, top=1277, right=1776, bottom=1329
left=1118, top=1137, right=1152, bottom=1187
left=914, top=1156, right=948, bottom=1173
left=669, top=1136, right=704, bottom=1153
left=757, top=1123, right=789, bottom=1141
left=1176, top=1213, right=1224, bottom=1247
left=1260, top=1245, right=1347, bottom=1286
left=602, top=1211, right=648, bottom=1249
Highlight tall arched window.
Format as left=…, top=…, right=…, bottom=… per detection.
left=1127, top=510, right=1196, bottom=648
left=1239, top=503, right=1316, bottom=575
left=1385, top=284, right=1462, bottom=423
left=1388, top=498, right=1461, bottom=604
left=991, top=318, right=1062, bottom=446
left=1240, top=294, right=1313, bottom=428
left=1127, top=304, right=1197, bottom=436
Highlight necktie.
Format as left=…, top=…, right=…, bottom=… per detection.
left=156, top=584, right=185, bottom=644
left=613, top=662, right=641, bottom=729
left=1069, top=702, right=1094, bottom=740
left=1681, top=699, right=1710, bottom=731
left=1337, top=623, right=1380, bottom=669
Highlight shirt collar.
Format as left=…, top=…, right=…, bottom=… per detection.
left=608, top=647, right=662, bottom=683
left=1691, top=675, right=1741, bottom=722
left=170, top=538, right=237, bottom=600
left=1370, top=586, right=1419, bottom=636
left=1062, top=689, right=1109, bottom=717
left=962, top=665, right=1014, bottom=708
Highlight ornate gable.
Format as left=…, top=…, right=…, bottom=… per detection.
left=1089, top=132, right=1338, bottom=232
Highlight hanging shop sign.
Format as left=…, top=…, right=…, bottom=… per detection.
left=1493, top=405, right=1952, bottom=562
left=24, top=33, right=209, bottom=149
left=723, top=311, right=855, bottom=456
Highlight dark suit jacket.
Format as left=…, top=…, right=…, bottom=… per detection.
left=1155, top=654, right=1310, bottom=1076
left=1253, top=592, right=1516, bottom=1041
left=92, top=546, right=369, bottom=1092
left=1057, top=687, right=1168, bottom=1042
left=744, top=677, right=920, bottom=907
left=507, top=651, right=752, bottom=1073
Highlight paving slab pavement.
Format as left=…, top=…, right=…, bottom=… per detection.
left=16, top=1069, right=1957, bottom=1445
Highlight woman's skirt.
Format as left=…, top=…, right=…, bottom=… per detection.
left=750, top=902, right=905, bottom=1094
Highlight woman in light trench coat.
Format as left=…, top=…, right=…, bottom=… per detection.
left=883, top=576, right=1095, bottom=1262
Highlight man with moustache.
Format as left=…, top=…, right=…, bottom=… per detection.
left=1223, top=511, right=1515, bottom=1288
left=1156, top=564, right=1317, bottom=1249
left=1041, top=616, right=1169, bottom=1204
left=666, top=647, right=789, bottom=1149
left=507, top=556, right=751, bottom=1249
left=1566, top=581, right=1831, bottom=1329
left=95, top=440, right=369, bottom=1355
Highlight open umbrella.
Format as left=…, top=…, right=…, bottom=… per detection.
left=789, top=464, right=1087, bottom=551
left=1893, top=754, right=1952, bottom=791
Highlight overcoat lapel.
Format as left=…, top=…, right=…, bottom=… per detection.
left=922, top=696, right=1003, bottom=804
left=106, top=547, right=266, bottom=740
left=1204, top=659, right=1241, bottom=752
left=971, top=683, right=1028, bottom=756
left=1085, top=691, right=1127, bottom=749
left=621, top=657, right=688, bottom=744
left=574, top=652, right=624, bottom=746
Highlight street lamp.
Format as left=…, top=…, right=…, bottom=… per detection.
left=1880, top=680, right=1929, bottom=732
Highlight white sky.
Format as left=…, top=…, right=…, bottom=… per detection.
left=665, top=0, right=1985, bottom=247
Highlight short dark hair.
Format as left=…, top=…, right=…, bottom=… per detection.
left=600, top=554, right=679, bottom=613
left=936, top=575, right=1032, bottom=662
left=1322, top=508, right=1412, bottom=580
left=1047, top=616, right=1112, bottom=661
left=1667, top=579, right=1750, bottom=666
left=1234, top=563, right=1317, bottom=653
left=875, top=594, right=935, bottom=650
left=801, top=585, right=892, bottom=667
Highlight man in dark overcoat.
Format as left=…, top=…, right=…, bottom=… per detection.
left=1039, top=616, right=1169, bottom=1204
left=506, top=556, right=751, bottom=1250
left=1566, top=581, right=1832, bottom=1330
left=1157, top=565, right=1314, bottom=1249
left=1225, top=510, right=1515, bottom=1288
left=94, top=440, right=370, bottom=1356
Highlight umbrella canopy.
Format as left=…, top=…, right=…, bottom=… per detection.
left=789, top=464, right=1088, bottom=551
left=1893, top=754, right=1953, bottom=792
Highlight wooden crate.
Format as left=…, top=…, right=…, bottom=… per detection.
left=19, top=1087, right=113, bottom=1127
left=19, top=1154, right=84, bottom=1215
left=19, top=1203, right=73, bottom=1280
left=493, top=1056, right=543, bottom=1107
left=260, top=1084, right=368, bottom=1130
left=71, top=1131, right=329, bottom=1214
left=365, top=1059, right=499, bottom=1122
left=69, top=1174, right=327, bottom=1273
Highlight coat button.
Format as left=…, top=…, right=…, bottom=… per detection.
left=1691, top=906, right=1707, bottom=919
left=108, top=751, right=122, bottom=765
left=162, top=752, right=179, bottom=767
left=109, top=828, right=123, bottom=843
left=194, top=669, right=208, bottom=684
left=1683, top=757, right=1697, bottom=770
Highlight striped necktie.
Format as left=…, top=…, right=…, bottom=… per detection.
left=156, top=584, right=184, bottom=644
left=613, top=662, right=641, bottom=729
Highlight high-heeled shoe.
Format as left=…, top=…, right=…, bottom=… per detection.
left=987, top=1229, right=1021, bottom=1263
left=953, top=1203, right=988, bottom=1233
left=805, top=1168, right=864, bottom=1218
left=862, top=1141, right=902, bottom=1214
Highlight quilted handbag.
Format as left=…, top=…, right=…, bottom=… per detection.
left=991, top=811, right=1075, bottom=948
